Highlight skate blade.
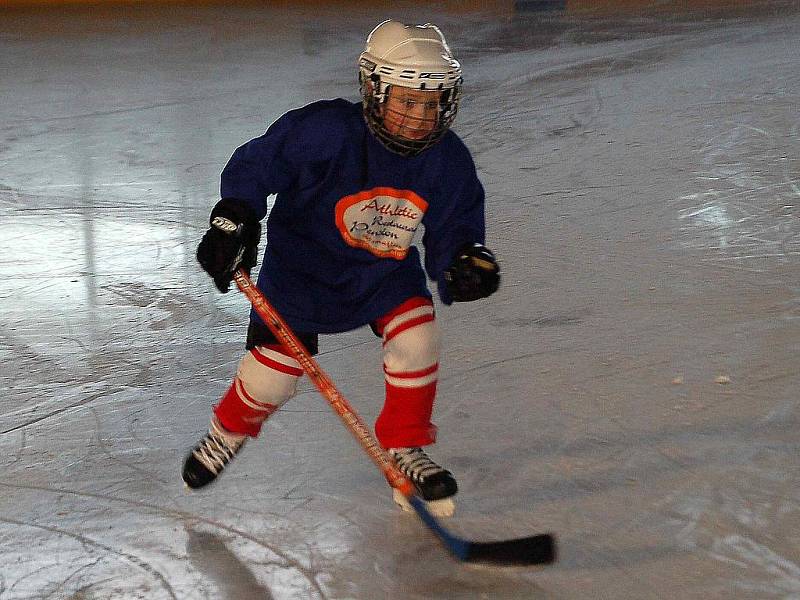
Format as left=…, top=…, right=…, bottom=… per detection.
left=393, top=488, right=455, bottom=518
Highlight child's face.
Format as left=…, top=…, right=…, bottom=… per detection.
left=382, top=87, right=443, bottom=141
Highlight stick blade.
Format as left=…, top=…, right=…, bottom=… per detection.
left=408, top=495, right=557, bottom=566
left=463, top=533, right=557, bottom=566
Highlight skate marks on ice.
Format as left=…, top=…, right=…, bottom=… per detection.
left=675, top=119, right=800, bottom=274
left=0, top=516, right=179, bottom=600
left=665, top=456, right=800, bottom=598
left=0, top=481, right=336, bottom=599
left=663, top=14, right=800, bottom=274
left=1, top=471, right=547, bottom=599
left=0, top=327, right=136, bottom=437
left=437, top=327, right=800, bottom=594
left=455, top=12, right=764, bottom=162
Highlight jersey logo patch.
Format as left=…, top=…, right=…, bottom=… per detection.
left=335, top=187, right=428, bottom=260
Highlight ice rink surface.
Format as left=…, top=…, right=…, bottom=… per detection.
left=2, top=1, right=800, bottom=597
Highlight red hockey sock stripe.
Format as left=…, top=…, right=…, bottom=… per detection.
left=374, top=297, right=434, bottom=337
left=214, top=379, right=277, bottom=437
left=249, top=348, right=304, bottom=377
left=235, top=377, right=277, bottom=414
left=384, top=363, right=439, bottom=379
left=383, top=313, right=435, bottom=345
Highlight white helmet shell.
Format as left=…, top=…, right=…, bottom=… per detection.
left=359, top=20, right=462, bottom=91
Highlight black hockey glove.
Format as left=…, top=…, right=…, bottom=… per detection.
left=196, top=198, right=261, bottom=293
left=443, top=243, right=500, bottom=302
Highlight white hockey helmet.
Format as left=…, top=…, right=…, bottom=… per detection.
left=359, top=20, right=463, bottom=156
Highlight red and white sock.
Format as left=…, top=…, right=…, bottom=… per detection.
left=373, top=297, right=440, bottom=448
left=213, top=344, right=303, bottom=437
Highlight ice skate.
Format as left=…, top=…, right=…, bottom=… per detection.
left=388, top=447, right=458, bottom=517
left=182, top=417, right=247, bottom=489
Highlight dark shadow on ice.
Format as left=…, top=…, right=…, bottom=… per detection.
left=185, top=528, right=276, bottom=600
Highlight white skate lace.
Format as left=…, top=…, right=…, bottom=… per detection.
left=389, top=447, right=447, bottom=483
left=192, top=422, right=246, bottom=475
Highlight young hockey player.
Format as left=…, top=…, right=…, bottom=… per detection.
left=183, top=20, right=500, bottom=516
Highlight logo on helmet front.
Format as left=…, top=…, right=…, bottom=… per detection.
left=359, top=58, right=377, bottom=72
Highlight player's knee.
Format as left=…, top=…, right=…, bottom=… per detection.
left=384, top=320, right=440, bottom=373
left=237, top=347, right=301, bottom=405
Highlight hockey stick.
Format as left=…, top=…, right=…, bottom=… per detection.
left=233, top=269, right=556, bottom=566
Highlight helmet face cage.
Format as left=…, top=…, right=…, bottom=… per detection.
left=359, top=70, right=462, bottom=157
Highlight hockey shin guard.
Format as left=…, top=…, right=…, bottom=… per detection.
left=373, top=298, right=440, bottom=448
left=213, top=344, right=302, bottom=436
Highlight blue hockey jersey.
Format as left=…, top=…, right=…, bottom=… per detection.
left=220, top=99, right=486, bottom=333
